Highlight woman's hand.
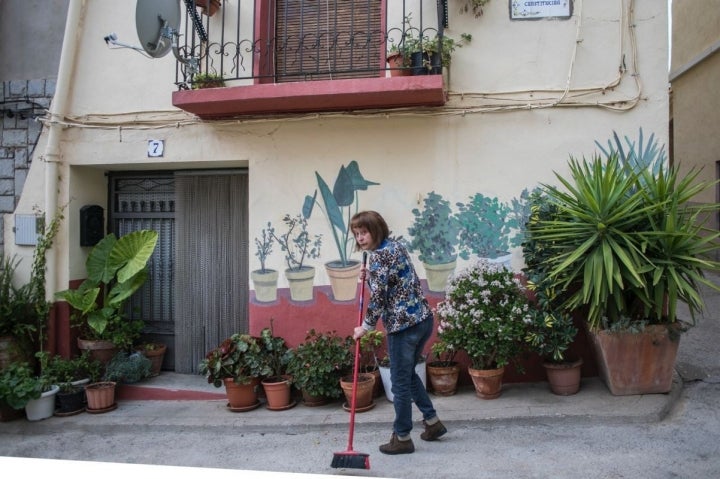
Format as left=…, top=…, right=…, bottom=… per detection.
left=353, top=326, right=367, bottom=341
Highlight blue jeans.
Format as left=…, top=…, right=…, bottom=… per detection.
left=387, top=318, right=437, bottom=437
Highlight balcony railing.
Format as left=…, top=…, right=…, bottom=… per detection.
left=174, top=0, right=448, bottom=89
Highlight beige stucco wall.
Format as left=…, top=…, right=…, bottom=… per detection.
left=670, top=0, right=720, bottom=207
left=5, top=0, right=670, bottom=290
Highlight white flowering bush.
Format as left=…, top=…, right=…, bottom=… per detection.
left=435, top=260, right=533, bottom=370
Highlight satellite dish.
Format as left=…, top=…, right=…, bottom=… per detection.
left=135, top=0, right=181, bottom=58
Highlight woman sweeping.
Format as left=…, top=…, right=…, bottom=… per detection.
left=350, top=210, right=447, bottom=455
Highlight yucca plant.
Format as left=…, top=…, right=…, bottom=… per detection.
left=527, top=153, right=720, bottom=331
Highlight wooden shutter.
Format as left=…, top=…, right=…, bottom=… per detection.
left=275, top=0, right=383, bottom=82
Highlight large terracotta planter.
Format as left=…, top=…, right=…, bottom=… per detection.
left=427, top=361, right=461, bottom=396
left=340, top=372, right=375, bottom=411
left=468, top=366, right=505, bottom=399
left=77, top=338, right=118, bottom=367
left=588, top=325, right=680, bottom=395
left=224, top=377, right=260, bottom=411
left=543, top=358, right=583, bottom=396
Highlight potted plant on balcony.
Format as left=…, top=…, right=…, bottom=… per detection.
left=303, top=161, right=380, bottom=301
left=251, top=224, right=278, bottom=303
left=199, top=333, right=270, bottom=412
left=55, top=230, right=159, bottom=365
left=407, top=191, right=460, bottom=293
left=192, top=72, right=225, bottom=89
left=525, top=129, right=720, bottom=395
left=456, top=192, right=513, bottom=268
left=270, top=213, right=322, bottom=302
left=286, top=329, right=353, bottom=406
left=405, top=32, right=472, bottom=75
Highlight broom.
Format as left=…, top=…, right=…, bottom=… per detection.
left=331, top=251, right=371, bottom=470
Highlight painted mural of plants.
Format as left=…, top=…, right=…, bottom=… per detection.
left=270, top=213, right=322, bottom=302
left=508, top=187, right=539, bottom=249
left=407, top=192, right=460, bottom=293
left=251, top=225, right=278, bottom=303
left=407, top=191, right=460, bottom=265
left=271, top=213, right=322, bottom=272
left=303, top=161, right=379, bottom=301
left=456, top=193, right=512, bottom=261
left=303, top=161, right=379, bottom=268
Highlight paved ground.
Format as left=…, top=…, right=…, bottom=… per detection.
left=1, top=274, right=719, bottom=478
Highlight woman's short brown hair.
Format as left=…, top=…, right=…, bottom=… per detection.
left=350, top=211, right=389, bottom=251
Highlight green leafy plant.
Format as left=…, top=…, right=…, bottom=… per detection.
left=0, top=254, right=36, bottom=340
left=44, top=351, right=102, bottom=391
left=428, top=340, right=458, bottom=367
left=286, top=329, right=353, bottom=398
left=456, top=193, right=512, bottom=259
left=192, top=72, right=225, bottom=89
left=303, top=161, right=379, bottom=267
left=102, top=351, right=152, bottom=384
left=258, top=324, right=291, bottom=379
left=55, top=230, right=159, bottom=351
left=0, top=362, right=43, bottom=409
left=526, top=150, right=720, bottom=331
left=270, top=213, right=322, bottom=271
left=521, top=190, right=578, bottom=364
left=407, top=191, right=460, bottom=265
left=358, top=330, right=385, bottom=373
left=198, top=333, right=271, bottom=387
left=420, top=33, right=472, bottom=69
left=435, top=260, right=532, bottom=369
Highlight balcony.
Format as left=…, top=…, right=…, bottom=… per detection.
left=171, top=0, right=449, bottom=119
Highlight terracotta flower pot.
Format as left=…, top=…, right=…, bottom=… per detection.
left=427, top=361, right=461, bottom=396
left=543, top=358, right=583, bottom=396
left=224, top=377, right=260, bottom=411
left=262, top=376, right=293, bottom=410
left=340, top=372, right=375, bottom=411
left=468, top=366, right=505, bottom=399
left=85, top=381, right=117, bottom=412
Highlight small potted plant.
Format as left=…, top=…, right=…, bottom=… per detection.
left=103, top=351, right=152, bottom=384
left=286, top=329, right=353, bottom=406
left=251, top=224, right=278, bottom=302
left=435, top=259, right=532, bottom=399
left=426, top=340, right=460, bottom=396
left=522, top=190, right=582, bottom=395
left=258, top=325, right=294, bottom=410
left=45, top=352, right=102, bottom=415
left=134, top=341, right=167, bottom=377
left=407, top=191, right=460, bottom=292
left=192, top=72, right=225, bottom=89
left=198, top=333, right=271, bottom=411
left=270, top=213, right=322, bottom=302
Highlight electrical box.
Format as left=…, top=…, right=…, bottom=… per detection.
left=14, top=215, right=43, bottom=246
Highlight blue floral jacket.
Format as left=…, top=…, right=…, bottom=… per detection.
left=362, top=238, right=433, bottom=334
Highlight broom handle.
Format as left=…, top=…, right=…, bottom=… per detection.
left=347, top=251, right=368, bottom=451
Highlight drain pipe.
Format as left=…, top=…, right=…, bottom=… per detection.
left=43, top=0, right=84, bottom=300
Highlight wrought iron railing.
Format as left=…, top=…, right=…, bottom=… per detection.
left=174, top=0, right=447, bottom=89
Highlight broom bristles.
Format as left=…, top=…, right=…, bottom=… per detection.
left=331, top=451, right=370, bottom=469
